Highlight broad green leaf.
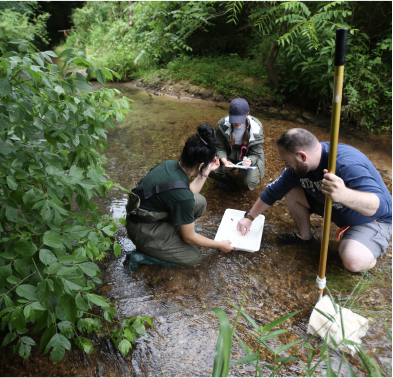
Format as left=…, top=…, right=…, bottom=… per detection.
left=21, top=336, right=36, bottom=346
left=44, top=333, right=71, bottom=363
left=75, top=336, right=94, bottom=354
left=118, top=218, right=127, bottom=226
left=10, top=309, right=26, bottom=330
left=73, top=57, right=93, bottom=68
left=124, top=328, right=134, bottom=343
left=75, top=293, right=89, bottom=311
left=0, top=77, right=12, bottom=96
left=44, top=262, right=62, bottom=275
left=39, top=249, right=58, bottom=265
left=1, top=331, right=17, bottom=347
left=0, top=144, right=14, bottom=155
left=14, top=259, right=30, bottom=277
left=40, top=325, right=56, bottom=351
left=58, top=255, right=87, bottom=264
left=57, top=321, right=74, bottom=339
left=45, top=50, right=58, bottom=58
left=77, top=262, right=100, bottom=277
left=19, top=338, right=33, bottom=360
left=16, top=284, right=39, bottom=301
left=96, top=69, right=106, bottom=85
left=59, top=48, right=74, bottom=57
left=102, top=68, right=113, bottom=80
left=5, top=206, right=19, bottom=223
left=113, top=243, right=122, bottom=258
left=0, top=264, right=12, bottom=283
left=67, top=225, right=89, bottom=238
left=43, top=231, right=62, bottom=248
left=61, top=274, right=84, bottom=292
left=7, top=176, right=18, bottom=190
left=118, top=339, right=131, bottom=356
left=77, top=317, right=101, bottom=333
left=58, top=294, right=77, bottom=323
left=87, top=240, right=100, bottom=257
left=132, top=319, right=146, bottom=336
left=15, top=239, right=37, bottom=257
left=6, top=275, right=21, bottom=284
left=87, top=294, right=109, bottom=309
left=74, top=80, right=92, bottom=92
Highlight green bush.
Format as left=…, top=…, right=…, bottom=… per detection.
left=0, top=44, right=150, bottom=362
left=277, top=29, right=392, bottom=131
left=0, top=8, right=49, bottom=53
left=165, top=54, right=272, bottom=99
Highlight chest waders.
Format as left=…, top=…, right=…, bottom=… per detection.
left=125, top=172, right=191, bottom=270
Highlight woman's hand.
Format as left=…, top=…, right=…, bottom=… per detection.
left=206, top=157, right=220, bottom=174
left=242, top=156, right=252, bottom=167
left=217, top=240, right=236, bottom=253
left=220, top=158, right=234, bottom=171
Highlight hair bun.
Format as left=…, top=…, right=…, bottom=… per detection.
left=197, top=124, right=217, bottom=149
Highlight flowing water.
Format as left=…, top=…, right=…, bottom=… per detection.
left=2, top=84, right=391, bottom=377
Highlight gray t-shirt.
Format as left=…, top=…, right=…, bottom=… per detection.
left=232, top=124, right=246, bottom=145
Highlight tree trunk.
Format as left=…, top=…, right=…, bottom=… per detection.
left=129, top=1, right=133, bottom=27
left=264, top=41, right=280, bottom=92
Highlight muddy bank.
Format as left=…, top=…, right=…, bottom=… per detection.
left=2, top=83, right=391, bottom=377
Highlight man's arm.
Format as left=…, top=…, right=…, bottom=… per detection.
left=322, top=170, right=380, bottom=216
left=237, top=198, right=270, bottom=236
left=179, top=223, right=235, bottom=253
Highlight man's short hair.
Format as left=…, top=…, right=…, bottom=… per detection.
left=275, top=128, right=319, bottom=153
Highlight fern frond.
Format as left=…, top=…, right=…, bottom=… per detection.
left=279, top=1, right=311, bottom=17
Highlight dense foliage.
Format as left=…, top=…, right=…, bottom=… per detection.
left=0, top=1, right=50, bottom=53
left=61, top=1, right=391, bottom=132
left=0, top=44, right=150, bottom=362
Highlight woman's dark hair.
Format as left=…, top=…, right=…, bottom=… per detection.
left=180, top=124, right=217, bottom=174
left=229, top=118, right=250, bottom=146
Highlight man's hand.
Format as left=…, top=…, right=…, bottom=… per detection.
left=217, top=240, right=236, bottom=253
left=237, top=218, right=252, bottom=236
left=321, top=169, right=349, bottom=203
left=321, top=169, right=380, bottom=217
left=241, top=156, right=251, bottom=167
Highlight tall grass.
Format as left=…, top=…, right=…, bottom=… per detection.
left=212, top=288, right=392, bottom=377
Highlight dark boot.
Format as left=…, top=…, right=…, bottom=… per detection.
left=276, top=231, right=316, bottom=246
left=126, top=251, right=177, bottom=272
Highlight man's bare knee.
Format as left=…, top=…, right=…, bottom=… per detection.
left=285, top=185, right=309, bottom=208
left=339, top=240, right=376, bottom=272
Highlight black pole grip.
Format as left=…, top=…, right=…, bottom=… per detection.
left=334, top=28, right=348, bottom=66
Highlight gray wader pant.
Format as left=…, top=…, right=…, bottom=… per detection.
left=209, top=148, right=261, bottom=191
left=126, top=188, right=206, bottom=267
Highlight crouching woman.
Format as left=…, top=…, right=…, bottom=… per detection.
left=209, top=98, right=265, bottom=191
left=126, top=124, right=235, bottom=267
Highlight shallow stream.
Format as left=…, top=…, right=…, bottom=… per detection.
left=2, top=84, right=391, bottom=377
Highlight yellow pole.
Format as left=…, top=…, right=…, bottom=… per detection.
left=317, top=29, right=348, bottom=301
